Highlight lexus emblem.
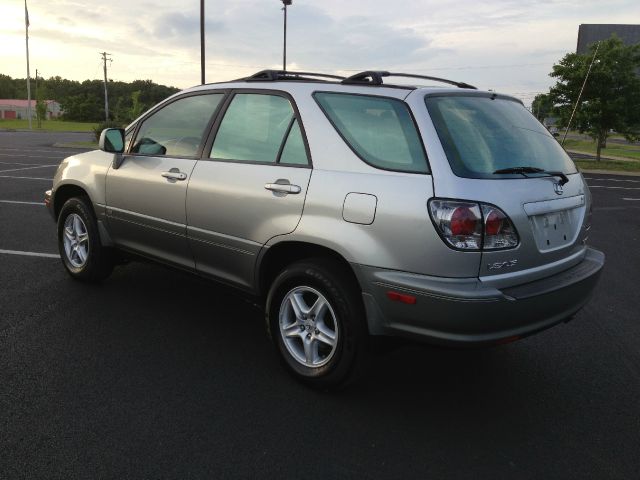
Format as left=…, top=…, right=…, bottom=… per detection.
left=553, top=182, right=564, bottom=195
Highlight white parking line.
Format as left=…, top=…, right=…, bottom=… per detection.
left=0, top=165, right=57, bottom=173
left=585, top=177, right=640, bottom=183
left=0, top=153, right=65, bottom=159
left=0, top=249, right=59, bottom=258
left=0, top=200, right=45, bottom=205
left=0, top=175, right=52, bottom=181
left=596, top=205, right=640, bottom=211
left=589, top=185, right=640, bottom=190
left=0, top=147, right=83, bottom=154
left=622, top=198, right=640, bottom=201
left=0, top=161, right=52, bottom=166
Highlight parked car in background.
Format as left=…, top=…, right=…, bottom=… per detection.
left=45, top=70, right=604, bottom=389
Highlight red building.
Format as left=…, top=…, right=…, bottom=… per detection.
left=0, top=99, right=62, bottom=120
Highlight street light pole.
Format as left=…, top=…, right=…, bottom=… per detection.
left=25, top=0, right=32, bottom=129
left=200, top=0, right=205, bottom=84
left=282, top=0, right=292, bottom=72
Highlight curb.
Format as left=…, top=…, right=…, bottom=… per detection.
left=52, top=142, right=98, bottom=149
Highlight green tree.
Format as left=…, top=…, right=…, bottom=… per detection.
left=531, top=93, right=554, bottom=122
left=0, top=74, right=19, bottom=98
left=548, top=35, right=640, bottom=161
left=0, top=72, right=179, bottom=123
left=130, top=90, right=145, bottom=120
left=35, top=82, right=47, bottom=128
left=61, top=93, right=103, bottom=121
left=35, top=99, right=47, bottom=127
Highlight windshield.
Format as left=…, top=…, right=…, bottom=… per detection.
left=425, top=95, right=577, bottom=179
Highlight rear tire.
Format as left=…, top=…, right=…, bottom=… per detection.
left=57, top=196, right=114, bottom=282
left=266, top=258, right=368, bottom=390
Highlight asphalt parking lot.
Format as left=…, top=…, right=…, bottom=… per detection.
left=1, top=130, right=639, bottom=479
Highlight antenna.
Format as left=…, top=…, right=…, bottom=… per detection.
left=561, top=41, right=600, bottom=146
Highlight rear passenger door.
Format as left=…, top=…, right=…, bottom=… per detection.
left=186, top=90, right=312, bottom=289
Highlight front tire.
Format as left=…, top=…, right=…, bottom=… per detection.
left=266, top=258, right=368, bottom=390
left=57, top=196, right=114, bottom=282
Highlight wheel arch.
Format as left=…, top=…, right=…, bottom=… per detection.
left=53, top=182, right=92, bottom=220
left=257, top=241, right=362, bottom=299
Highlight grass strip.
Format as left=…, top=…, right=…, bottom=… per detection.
left=575, top=159, right=640, bottom=173
left=0, top=119, right=97, bottom=132
left=563, top=138, right=640, bottom=161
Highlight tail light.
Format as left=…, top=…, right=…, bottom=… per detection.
left=429, top=200, right=482, bottom=249
left=481, top=205, right=518, bottom=249
left=429, top=199, right=518, bottom=250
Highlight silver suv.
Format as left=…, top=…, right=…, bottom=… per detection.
left=45, top=70, right=604, bottom=389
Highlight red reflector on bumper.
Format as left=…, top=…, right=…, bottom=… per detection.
left=495, top=335, right=520, bottom=345
left=386, top=291, right=417, bottom=305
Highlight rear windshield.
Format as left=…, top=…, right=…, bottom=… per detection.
left=314, top=92, right=428, bottom=173
left=425, top=95, right=577, bottom=179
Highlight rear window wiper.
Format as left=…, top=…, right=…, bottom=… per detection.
left=493, top=167, right=569, bottom=185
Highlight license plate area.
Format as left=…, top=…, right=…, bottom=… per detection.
left=530, top=210, right=576, bottom=252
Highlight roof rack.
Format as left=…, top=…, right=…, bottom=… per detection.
left=242, top=70, right=346, bottom=82
left=236, top=69, right=477, bottom=90
left=341, top=71, right=477, bottom=90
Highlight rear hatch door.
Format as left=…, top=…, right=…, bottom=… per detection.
left=407, top=90, right=590, bottom=285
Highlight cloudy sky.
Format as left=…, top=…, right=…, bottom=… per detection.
left=2, top=0, right=639, bottom=105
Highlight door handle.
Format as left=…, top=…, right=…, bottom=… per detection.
left=264, top=182, right=301, bottom=194
left=161, top=170, right=187, bottom=181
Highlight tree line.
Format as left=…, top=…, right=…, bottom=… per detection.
left=532, top=35, right=640, bottom=161
left=0, top=74, right=180, bottom=124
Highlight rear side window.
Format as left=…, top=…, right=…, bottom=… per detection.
left=425, top=95, right=578, bottom=178
left=279, top=120, right=307, bottom=165
left=314, top=92, right=428, bottom=173
left=211, top=93, right=308, bottom=165
left=131, top=94, right=223, bottom=157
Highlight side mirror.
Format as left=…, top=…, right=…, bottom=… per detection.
left=99, top=128, right=125, bottom=153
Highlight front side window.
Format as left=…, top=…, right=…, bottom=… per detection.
left=314, top=92, right=428, bottom=173
left=211, top=93, right=308, bottom=165
left=131, top=94, right=224, bottom=157
left=425, top=95, right=578, bottom=179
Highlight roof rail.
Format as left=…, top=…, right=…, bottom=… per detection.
left=242, top=70, right=346, bottom=82
left=342, top=71, right=477, bottom=90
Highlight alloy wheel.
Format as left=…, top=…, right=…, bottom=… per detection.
left=278, top=286, right=339, bottom=368
left=62, top=213, right=90, bottom=268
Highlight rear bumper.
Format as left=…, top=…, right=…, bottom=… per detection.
left=353, top=247, right=604, bottom=345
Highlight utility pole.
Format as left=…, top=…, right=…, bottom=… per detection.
left=35, top=68, right=38, bottom=99
left=100, top=51, right=112, bottom=121
left=200, top=0, right=205, bottom=84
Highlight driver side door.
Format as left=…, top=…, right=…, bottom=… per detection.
left=105, top=92, right=226, bottom=269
